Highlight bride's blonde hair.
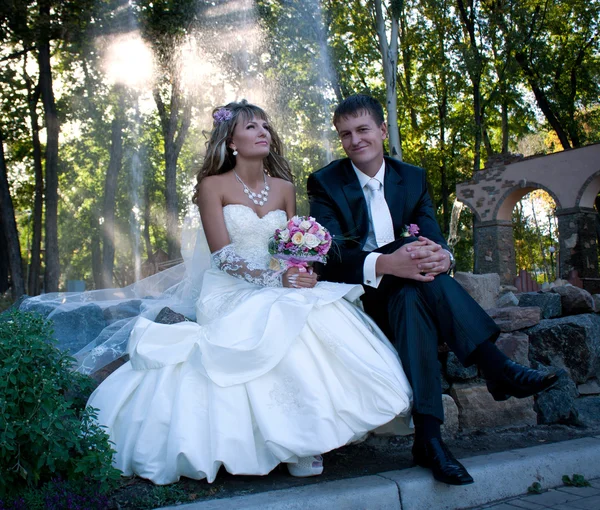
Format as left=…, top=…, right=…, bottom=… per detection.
left=193, top=100, right=293, bottom=205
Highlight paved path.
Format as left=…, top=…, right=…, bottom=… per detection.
left=473, top=479, right=600, bottom=510
left=160, top=436, right=600, bottom=510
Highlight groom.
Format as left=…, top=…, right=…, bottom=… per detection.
left=307, top=94, right=560, bottom=485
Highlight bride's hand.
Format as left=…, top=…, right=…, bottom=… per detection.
left=282, top=267, right=318, bottom=289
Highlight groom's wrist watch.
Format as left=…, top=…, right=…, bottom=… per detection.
left=444, top=249, right=456, bottom=274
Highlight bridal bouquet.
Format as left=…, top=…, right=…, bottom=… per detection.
left=269, top=216, right=332, bottom=270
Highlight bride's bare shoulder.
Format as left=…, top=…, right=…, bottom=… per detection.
left=269, top=176, right=295, bottom=192
left=198, top=173, right=232, bottom=193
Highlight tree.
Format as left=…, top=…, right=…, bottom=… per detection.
left=0, top=127, right=25, bottom=298
left=373, top=0, right=402, bottom=159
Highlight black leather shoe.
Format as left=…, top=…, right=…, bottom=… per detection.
left=486, top=360, right=565, bottom=401
left=412, top=438, right=474, bottom=485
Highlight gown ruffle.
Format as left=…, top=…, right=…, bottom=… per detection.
left=87, top=205, right=412, bottom=484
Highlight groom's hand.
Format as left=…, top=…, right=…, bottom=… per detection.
left=407, top=236, right=451, bottom=276
left=376, top=240, right=437, bottom=282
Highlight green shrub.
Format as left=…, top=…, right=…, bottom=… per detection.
left=0, top=311, right=121, bottom=498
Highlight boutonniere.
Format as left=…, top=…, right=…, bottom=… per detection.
left=401, top=224, right=420, bottom=237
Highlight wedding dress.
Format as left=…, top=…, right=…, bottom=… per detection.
left=86, top=204, right=412, bottom=484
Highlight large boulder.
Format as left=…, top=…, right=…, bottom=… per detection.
left=495, top=332, right=530, bottom=367
left=103, top=300, right=142, bottom=324
left=454, top=272, right=500, bottom=310
left=496, top=291, right=519, bottom=308
left=450, top=382, right=537, bottom=429
left=50, top=303, right=107, bottom=353
left=578, top=379, right=600, bottom=395
left=527, top=314, right=600, bottom=383
left=441, top=394, right=459, bottom=440
left=573, top=396, right=600, bottom=427
left=552, top=285, right=594, bottom=315
left=486, top=306, right=541, bottom=332
left=518, top=292, right=562, bottom=319
left=446, top=352, right=478, bottom=381
left=533, top=370, right=579, bottom=425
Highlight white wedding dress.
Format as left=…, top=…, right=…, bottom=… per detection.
left=87, top=204, right=412, bottom=485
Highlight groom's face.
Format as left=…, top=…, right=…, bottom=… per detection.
left=335, top=111, right=387, bottom=172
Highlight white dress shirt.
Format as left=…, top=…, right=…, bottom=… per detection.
left=352, top=161, right=391, bottom=288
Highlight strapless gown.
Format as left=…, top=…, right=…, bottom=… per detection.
left=87, top=204, right=412, bottom=484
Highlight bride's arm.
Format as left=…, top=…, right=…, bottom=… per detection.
left=197, top=176, right=285, bottom=287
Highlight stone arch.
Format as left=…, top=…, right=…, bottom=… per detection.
left=577, top=170, right=600, bottom=209
left=495, top=182, right=562, bottom=222
left=456, top=144, right=600, bottom=286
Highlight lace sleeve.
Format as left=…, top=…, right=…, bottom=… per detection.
left=211, top=244, right=284, bottom=287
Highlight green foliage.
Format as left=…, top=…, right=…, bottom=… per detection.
left=527, top=481, right=543, bottom=494
left=562, top=474, right=591, bottom=488
left=0, top=311, right=121, bottom=498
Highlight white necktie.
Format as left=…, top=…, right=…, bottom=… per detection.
left=365, top=178, right=395, bottom=247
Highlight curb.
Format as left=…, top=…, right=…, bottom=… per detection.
left=160, top=437, right=600, bottom=510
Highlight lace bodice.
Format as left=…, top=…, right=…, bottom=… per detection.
left=210, top=205, right=288, bottom=287
left=221, top=205, right=287, bottom=268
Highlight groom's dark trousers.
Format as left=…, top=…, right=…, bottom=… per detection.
left=308, top=157, right=499, bottom=422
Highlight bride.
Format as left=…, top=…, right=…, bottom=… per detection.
left=86, top=100, right=412, bottom=485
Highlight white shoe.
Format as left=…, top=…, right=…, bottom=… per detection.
left=287, top=455, right=324, bottom=477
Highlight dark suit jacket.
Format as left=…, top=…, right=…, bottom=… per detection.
left=307, top=157, right=448, bottom=284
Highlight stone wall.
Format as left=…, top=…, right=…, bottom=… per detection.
left=443, top=272, right=600, bottom=438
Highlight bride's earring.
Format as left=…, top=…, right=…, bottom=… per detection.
left=232, top=148, right=238, bottom=156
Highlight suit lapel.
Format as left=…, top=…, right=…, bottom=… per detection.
left=339, top=161, right=369, bottom=246
left=384, top=160, right=407, bottom=235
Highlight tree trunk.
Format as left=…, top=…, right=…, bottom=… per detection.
left=153, top=76, right=192, bottom=260
left=456, top=0, right=483, bottom=173
left=101, top=94, right=124, bottom=288
left=373, top=0, right=402, bottom=160
left=0, top=128, right=25, bottom=299
left=143, top=181, right=155, bottom=274
left=501, top=98, right=509, bottom=153
left=91, top=228, right=103, bottom=290
left=514, top=52, right=572, bottom=150
left=25, top=73, right=43, bottom=296
left=38, top=0, right=61, bottom=292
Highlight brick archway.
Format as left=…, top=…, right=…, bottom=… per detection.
left=456, top=144, right=600, bottom=286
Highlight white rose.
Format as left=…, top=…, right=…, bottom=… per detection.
left=291, top=232, right=304, bottom=245
left=304, top=233, right=319, bottom=248
left=299, top=220, right=312, bottom=231
left=279, top=229, right=290, bottom=242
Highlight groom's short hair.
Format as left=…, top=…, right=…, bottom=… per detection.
left=333, top=94, right=385, bottom=128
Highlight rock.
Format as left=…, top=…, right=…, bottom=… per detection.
left=499, top=285, right=518, bottom=295
left=450, top=382, right=536, bottom=429
left=50, top=303, right=107, bottom=353
left=441, top=372, right=450, bottom=393
left=446, top=352, right=478, bottom=381
left=527, top=314, right=600, bottom=384
left=593, top=295, right=600, bottom=313
left=17, top=298, right=57, bottom=319
left=486, top=306, right=541, bottom=332
left=91, top=356, right=129, bottom=386
left=496, top=291, right=519, bottom=308
left=454, top=272, right=500, bottom=310
left=552, top=285, right=594, bottom=315
left=573, top=396, right=600, bottom=427
left=533, top=370, right=579, bottom=425
left=495, top=332, right=530, bottom=367
left=103, top=300, right=142, bottom=324
left=155, top=307, right=189, bottom=324
left=441, top=394, right=459, bottom=440
left=578, top=379, right=600, bottom=395
left=518, top=292, right=562, bottom=319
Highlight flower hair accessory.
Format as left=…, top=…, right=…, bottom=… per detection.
left=213, top=108, right=233, bottom=125
left=401, top=224, right=420, bottom=237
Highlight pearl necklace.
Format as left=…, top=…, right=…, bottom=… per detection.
left=234, top=171, right=270, bottom=206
